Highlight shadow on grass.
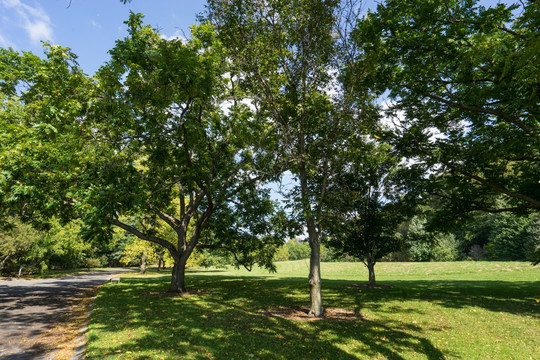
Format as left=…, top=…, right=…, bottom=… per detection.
left=192, top=271, right=540, bottom=317
left=86, top=273, right=539, bottom=359
left=86, top=275, right=457, bottom=360
left=327, top=279, right=540, bottom=319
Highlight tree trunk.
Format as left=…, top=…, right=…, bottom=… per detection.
left=367, top=260, right=376, bottom=288
left=168, top=256, right=187, bottom=293
left=17, top=265, right=24, bottom=278
left=140, top=250, right=147, bottom=275
left=157, top=253, right=164, bottom=271
left=0, top=254, right=10, bottom=270
left=308, top=233, right=323, bottom=317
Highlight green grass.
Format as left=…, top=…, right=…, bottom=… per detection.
left=86, top=261, right=540, bottom=360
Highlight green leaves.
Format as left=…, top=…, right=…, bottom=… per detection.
left=0, top=45, right=96, bottom=228
left=353, top=0, right=540, bottom=215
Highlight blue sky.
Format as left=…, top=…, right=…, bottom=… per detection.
left=0, top=0, right=207, bottom=74
left=0, top=0, right=511, bottom=76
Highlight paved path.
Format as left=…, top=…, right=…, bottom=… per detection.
left=0, top=269, right=132, bottom=360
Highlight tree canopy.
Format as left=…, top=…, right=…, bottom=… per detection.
left=351, top=0, right=539, bottom=223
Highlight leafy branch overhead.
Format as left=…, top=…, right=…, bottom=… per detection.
left=352, top=0, right=539, bottom=219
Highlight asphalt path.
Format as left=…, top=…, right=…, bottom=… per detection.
left=0, top=269, right=132, bottom=360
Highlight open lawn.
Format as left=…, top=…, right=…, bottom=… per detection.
left=86, top=261, right=539, bottom=359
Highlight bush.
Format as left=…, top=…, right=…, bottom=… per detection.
left=84, top=258, right=102, bottom=269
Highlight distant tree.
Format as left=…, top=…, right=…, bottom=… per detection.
left=273, top=244, right=290, bottom=262
left=324, top=143, right=414, bottom=287
left=286, top=239, right=311, bottom=261
left=457, top=211, right=540, bottom=261
left=44, top=218, right=90, bottom=269
left=0, top=218, right=44, bottom=276
left=405, top=216, right=460, bottom=262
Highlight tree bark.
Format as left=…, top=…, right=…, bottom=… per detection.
left=308, top=231, right=323, bottom=317
left=168, top=254, right=189, bottom=293
left=367, top=260, right=376, bottom=288
left=140, top=250, right=147, bottom=275
left=17, top=265, right=24, bottom=278
left=157, top=253, right=164, bottom=271
left=0, top=254, right=11, bottom=270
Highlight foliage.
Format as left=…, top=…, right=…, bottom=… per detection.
left=405, top=216, right=460, bottom=262
left=0, top=217, right=91, bottom=275
left=0, top=45, right=96, bottom=229
left=43, top=218, right=90, bottom=269
left=90, top=14, right=285, bottom=291
left=323, top=142, right=414, bottom=285
left=273, top=239, right=323, bottom=262
left=1, top=13, right=286, bottom=290
left=352, top=0, right=540, bottom=224
left=0, top=217, right=44, bottom=275
left=457, top=211, right=540, bottom=261
left=206, top=0, right=376, bottom=316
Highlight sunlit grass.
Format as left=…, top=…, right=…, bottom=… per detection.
left=87, top=261, right=540, bottom=359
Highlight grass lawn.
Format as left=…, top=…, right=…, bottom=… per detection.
left=86, top=261, right=539, bottom=359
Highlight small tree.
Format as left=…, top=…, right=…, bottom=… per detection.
left=0, top=218, right=45, bottom=276
left=324, top=143, right=413, bottom=287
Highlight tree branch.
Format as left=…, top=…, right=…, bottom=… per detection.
left=145, top=201, right=181, bottom=229
left=422, top=91, right=536, bottom=135
left=110, top=219, right=178, bottom=256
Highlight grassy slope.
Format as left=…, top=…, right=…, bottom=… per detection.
left=87, top=261, right=539, bottom=360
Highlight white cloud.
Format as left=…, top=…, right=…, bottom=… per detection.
left=90, top=20, right=101, bottom=29
left=161, top=29, right=186, bottom=42
left=0, top=0, right=53, bottom=44
left=0, top=33, right=15, bottom=48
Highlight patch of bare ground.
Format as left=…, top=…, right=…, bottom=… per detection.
left=29, top=286, right=101, bottom=360
left=347, top=283, right=395, bottom=289
left=144, top=288, right=214, bottom=298
left=261, top=306, right=363, bottom=321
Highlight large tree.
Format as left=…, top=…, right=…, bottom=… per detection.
left=82, top=14, right=285, bottom=292
left=351, top=0, right=539, bottom=222
left=206, top=0, right=374, bottom=316
left=1, top=14, right=285, bottom=292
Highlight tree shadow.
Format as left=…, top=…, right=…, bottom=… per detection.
left=86, top=276, right=454, bottom=359
left=325, top=279, right=540, bottom=319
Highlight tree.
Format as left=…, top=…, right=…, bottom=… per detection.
left=120, top=237, right=161, bottom=274
left=1, top=14, right=286, bottom=291
left=0, top=218, right=44, bottom=276
left=81, top=14, right=285, bottom=293
left=206, top=0, right=373, bottom=317
left=0, top=217, right=90, bottom=276
left=0, top=45, right=96, bottom=230
left=43, top=218, right=90, bottom=269
left=324, top=143, right=413, bottom=287
left=351, top=0, right=539, bottom=222
left=405, top=216, right=460, bottom=262
left=454, top=210, right=540, bottom=261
